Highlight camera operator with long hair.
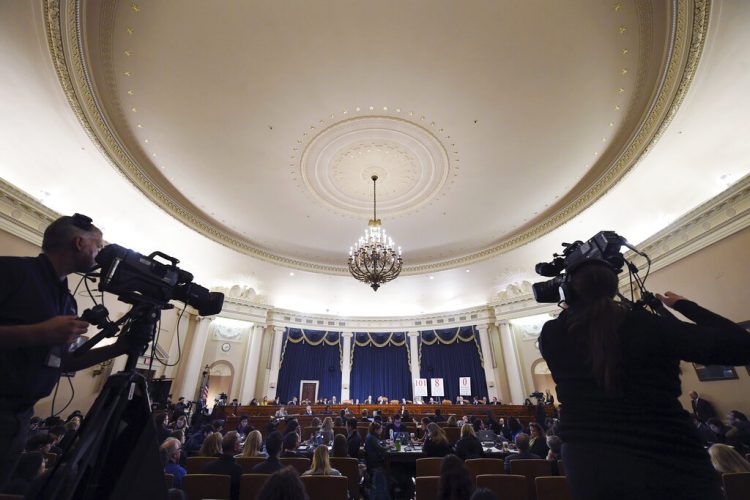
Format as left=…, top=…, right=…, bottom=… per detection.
left=0, top=214, right=132, bottom=489
left=539, top=260, right=750, bottom=500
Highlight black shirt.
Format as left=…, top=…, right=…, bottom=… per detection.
left=540, top=300, right=750, bottom=480
left=347, top=429, right=361, bottom=459
left=455, top=435, right=484, bottom=460
left=0, top=254, right=77, bottom=406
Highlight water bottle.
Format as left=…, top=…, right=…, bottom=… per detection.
left=395, top=436, right=401, bottom=452
left=389, top=429, right=394, bottom=440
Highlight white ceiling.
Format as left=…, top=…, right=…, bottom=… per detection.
left=1, top=0, right=748, bottom=316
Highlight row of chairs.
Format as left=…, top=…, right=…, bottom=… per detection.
left=417, top=458, right=561, bottom=500
left=177, top=473, right=347, bottom=500
left=417, top=475, right=569, bottom=500
left=183, top=456, right=360, bottom=499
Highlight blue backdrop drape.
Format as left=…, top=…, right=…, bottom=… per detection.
left=276, top=329, right=341, bottom=402
left=349, top=332, right=412, bottom=402
left=419, top=326, right=488, bottom=401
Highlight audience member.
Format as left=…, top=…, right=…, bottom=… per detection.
left=235, top=415, right=251, bottom=437
left=364, top=422, right=389, bottom=499
left=201, top=431, right=243, bottom=500
left=528, top=422, right=549, bottom=458
left=438, top=454, right=474, bottom=500
left=198, top=432, right=222, bottom=457
left=385, top=414, right=405, bottom=437
left=160, top=437, right=187, bottom=488
left=433, top=409, right=445, bottom=423
left=302, top=444, right=342, bottom=476
left=284, top=419, right=300, bottom=437
left=251, top=431, right=284, bottom=474
left=346, top=418, right=361, bottom=459
left=331, top=434, right=348, bottom=458
left=256, top=466, right=309, bottom=500
left=3, top=451, right=45, bottom=496
left=172, top=415, right=188, bottom=432
left=47, top=425, right=66, bottom=455
left=503, top=433, right=539, bottom=473
left=690, top=391, right=717, bottom=423
left=708, top=443, right=750, bottom=474
left=281, top=431, right=305, bottom=458
left=240, top=430, right=266, bottom=458
left=455, top=424, right=484, bottom=460
left=185, top=424, right=212, bottom=456
left=320, top=417, right=335, bottom=443
left=423, top=423, right=454, bottom=458
left=446, top=415, right=458, bottom=427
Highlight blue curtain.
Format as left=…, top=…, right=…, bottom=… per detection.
left=276, top=329, right=341, bottom=402
left=419, top=326, right=488, bottom=401
left=350, top=332, right=412, bottom=402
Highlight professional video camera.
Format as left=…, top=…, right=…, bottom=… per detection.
left=532, top=230, right=666, bottom=314
left=532, top=231, right=626, bottom=303
left=76, top=244, right=224, bottom=365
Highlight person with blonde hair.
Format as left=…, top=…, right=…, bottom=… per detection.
left=423, top=422, right=453, bottom=458
left=199, top=432, right=222, bottom=457
left=302, top=444, right=342, bottom=476
left=239, top=430, right=266, bottom=458
left=708, top=443, right=750, bottom=473
left=455, top=423, right=483, bottom=460
left=320, top=416, right=334, bottom=444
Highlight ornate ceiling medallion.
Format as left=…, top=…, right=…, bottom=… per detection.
left=299, top=116, right=451, bottom=218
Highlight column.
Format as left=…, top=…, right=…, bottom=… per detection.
left=475, top=324, right=498, bottom=400
left=180, top=316, right=213, bottom=401
left=407, top=331, right=421, bottom=401
left=266, top=326, right=286, bottom=400
left=340, top=332, right=353, bottom=402
left=498, top=321, right=525, bottom=404
left=239, top=324, right=265, bottom=404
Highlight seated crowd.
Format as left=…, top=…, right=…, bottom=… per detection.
left=5, top=392, right=750, bottom=499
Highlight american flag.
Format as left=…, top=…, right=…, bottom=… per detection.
left=200, top=382, right=209, bottom=402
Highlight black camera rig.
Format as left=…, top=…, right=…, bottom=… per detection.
left=531, top=230, right=667, bottom=315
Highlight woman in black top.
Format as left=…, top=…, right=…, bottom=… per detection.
left=454, top=424, right=484, bottom=460
left=528, top=423, right=549, bottom=459
left=423, top=423, right=454, bottom=458
left=539, top=261, right=750, bottom=500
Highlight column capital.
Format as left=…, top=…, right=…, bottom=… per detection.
left=407, top=331, right=420, bottom=338
left=341, top=332, right=353, bottom=339
left=272, top=326, right=285, bottom=335
left=474, top=324, right=490, bottom=334
left=496, top=320, right=511, bottom=328
left=197, top=316, right=215, bottom=324
left=253, top=324, right=266, bottom=332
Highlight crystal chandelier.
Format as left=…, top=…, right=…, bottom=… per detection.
left=348, top=175, right=403, bottom=291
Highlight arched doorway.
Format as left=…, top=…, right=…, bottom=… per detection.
left=530, top=358, right=557, bottom=403
left=206, top=360, right=235, bottom=408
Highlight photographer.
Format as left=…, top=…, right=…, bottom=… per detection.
left=0, top=214, right=132, bottom=488
left=539, top=260, right=750, bottom=500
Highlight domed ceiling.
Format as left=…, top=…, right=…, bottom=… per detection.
left=68, top=0, right=686, bottom=272
left=2, top=0, right=749, bottom=316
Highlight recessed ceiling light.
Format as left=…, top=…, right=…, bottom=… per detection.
left=465, top=269, right=471, bottom=273
left=429, top=276, right=434, bottom=280
left=289, top=272, right=295, bottom=276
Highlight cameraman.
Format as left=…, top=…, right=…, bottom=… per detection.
left=0, top=214, right=132, bottom=488
left=539, top=260, right=750, bottom=500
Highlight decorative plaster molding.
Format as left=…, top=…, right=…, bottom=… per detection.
left=41, top=0, right=710, bottom=275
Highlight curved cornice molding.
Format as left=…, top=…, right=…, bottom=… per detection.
left=1, top=172, right=746, bottom=328
left=44, top=0, right=709, bottom=275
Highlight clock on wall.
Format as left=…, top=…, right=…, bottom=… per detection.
left=221, top=342, right=231, bottom=353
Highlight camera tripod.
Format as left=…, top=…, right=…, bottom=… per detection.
left=32, top=304, right=168, bottom=500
